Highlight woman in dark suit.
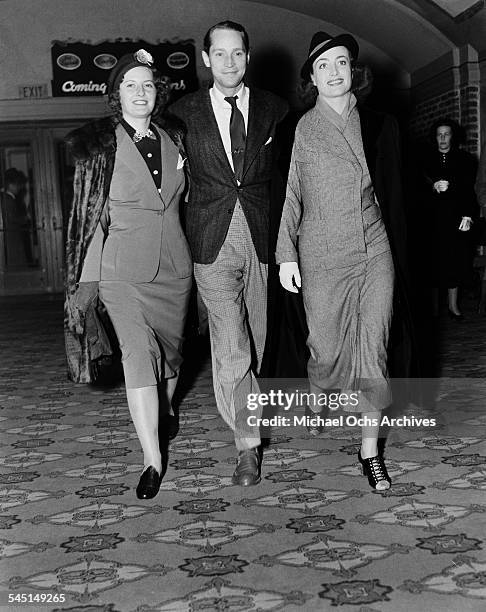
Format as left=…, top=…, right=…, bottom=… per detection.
left=420, top=118, right=476, bottom=319
left=64, top=50, right=192, bottom=499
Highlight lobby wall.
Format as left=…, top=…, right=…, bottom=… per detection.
left=0, top=0, right=408, bottom=111
left=409, top=45, right=481, bottom=155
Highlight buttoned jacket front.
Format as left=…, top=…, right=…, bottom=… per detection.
left=64, top=117, right=191, bottom=383
left=100, top=124, right=191, bottom=282
left=276, top=104, right=379, bottom=271
left=277, top=104, right=408, bottom=278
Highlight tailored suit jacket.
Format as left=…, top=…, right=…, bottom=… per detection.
left=276, top=104, right=404, bottom=272
left=170, top=86, right=288, bottom=263
left=64, top=117, right=190, bottom=383
left=81, top=123, right=192, bottom=283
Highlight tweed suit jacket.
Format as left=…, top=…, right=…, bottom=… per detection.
left=276, top=104, right=405, bottom=273
left=170, top=86, right=288, bottom=263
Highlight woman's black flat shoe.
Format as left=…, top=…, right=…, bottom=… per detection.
left=358, top=451, right=391, bottom=490
left=136, top=466, right=162, bottom=499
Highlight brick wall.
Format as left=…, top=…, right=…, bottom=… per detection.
left=460, top=84, right=480, bottom=152
left=408, top=47, right=481, bottom=156
left=409, top=89, right=460, bottom=143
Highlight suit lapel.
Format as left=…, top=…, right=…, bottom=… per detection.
left=116, top=124, right=174, bottom=208
left=156, top=127, right=180, bottom=207
left=116, top=125, right=163, bottom=202
left=312, top=107, right=358, bottom=162
left=200, top=88, right=236, bottom=181
left=242, top=89, right=269, bottom=180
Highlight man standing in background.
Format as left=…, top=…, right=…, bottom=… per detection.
left=0, top=168, right=32, bottom=267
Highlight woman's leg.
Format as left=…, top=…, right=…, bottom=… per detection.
left=361, top=411, right=380, bottom=458
left=359, top=411, right=390, bottom=490
left=157, top=372, right=181, bottom=440
left=357, top=252, right=394, bottom=489
left=157, top=375, right=179, bottom=415
left=166, top=373, right=179, bottom=415
left=448, top=287, right=461, bottom=315
left=126, top=385, right=161, bottom=473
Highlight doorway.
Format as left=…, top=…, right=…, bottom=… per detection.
left=0, top=125, right=76, bottom=295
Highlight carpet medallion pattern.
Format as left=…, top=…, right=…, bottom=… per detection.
left=0, top=296, right=485, bottom=611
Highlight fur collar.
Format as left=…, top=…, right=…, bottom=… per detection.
left=65, top=117, right=117, bottom=162
left=66, top=114, right=185, bottom=162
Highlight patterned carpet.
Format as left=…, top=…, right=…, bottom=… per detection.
left=0, top=294, right=485, bottom=612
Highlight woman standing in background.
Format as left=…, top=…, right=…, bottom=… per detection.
left=420, top=118, right=477, bottom=319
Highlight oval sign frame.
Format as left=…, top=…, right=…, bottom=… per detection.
left=93, top=53, right=118, bottom=70
left=167, top=51, right=190, bottom=70
left=57, top=53, right=81, bottom=71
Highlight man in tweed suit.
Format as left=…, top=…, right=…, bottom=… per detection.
left=171, top=21, right=288, bottom=485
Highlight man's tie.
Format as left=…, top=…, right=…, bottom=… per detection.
left=224, top=95, right=246, bottom=182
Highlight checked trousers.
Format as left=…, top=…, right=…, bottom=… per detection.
left=194, top=202, right=267, bottom=450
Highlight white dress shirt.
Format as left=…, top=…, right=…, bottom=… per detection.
left=209, top=84, right=249, bottom=174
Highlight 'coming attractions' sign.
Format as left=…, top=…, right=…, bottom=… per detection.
left=51, top=39, right=198, bottom=99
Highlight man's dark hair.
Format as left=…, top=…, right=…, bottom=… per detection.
left=203, top=21, right=249, bottom=54
left=4, top=167, right=26, bottom=186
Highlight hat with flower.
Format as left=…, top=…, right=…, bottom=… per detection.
left=107, top=49, right=156, bottom=95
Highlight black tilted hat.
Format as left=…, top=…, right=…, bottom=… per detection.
left=106, top=49, right=156, bottom=95
left=301, top=31, right=359, bottom=82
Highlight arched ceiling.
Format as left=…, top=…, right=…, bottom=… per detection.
left=247, top=0, right=486, bottom=74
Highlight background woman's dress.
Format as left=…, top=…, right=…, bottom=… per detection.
left=421, top=148, right=477, bottom=288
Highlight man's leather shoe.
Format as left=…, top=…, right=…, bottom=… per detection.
left=136, top=466, right=162, bottom=499
left=232, top=448, right=261, bottom=486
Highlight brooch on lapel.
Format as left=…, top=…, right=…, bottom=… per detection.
left=132, top=128, right=156, bottom=143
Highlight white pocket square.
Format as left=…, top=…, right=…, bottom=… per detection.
left=177, top=154, right=186, bottom=170
left=264, top=136, right=272, bottom=145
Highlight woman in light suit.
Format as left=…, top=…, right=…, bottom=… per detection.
left=277, top=32, right=400, bottom=490
left=65, top=50, right=192, bottom=499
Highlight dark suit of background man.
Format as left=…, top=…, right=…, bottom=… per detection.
left=171, top=21, right=288, bottom=485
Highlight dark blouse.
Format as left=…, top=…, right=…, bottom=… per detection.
left=421, top=147, right=477, bottom=222
left=119, top=119, right=162, bottom=190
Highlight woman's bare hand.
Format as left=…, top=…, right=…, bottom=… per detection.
left=279, top=262, right=301, bottom=293
left=433, top=180, right=449, bottom=193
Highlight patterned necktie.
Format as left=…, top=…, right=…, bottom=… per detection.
left=224, top=95, right=246, bottom=181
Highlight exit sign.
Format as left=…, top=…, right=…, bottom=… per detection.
left=19, top=84, right=49, bottom=99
